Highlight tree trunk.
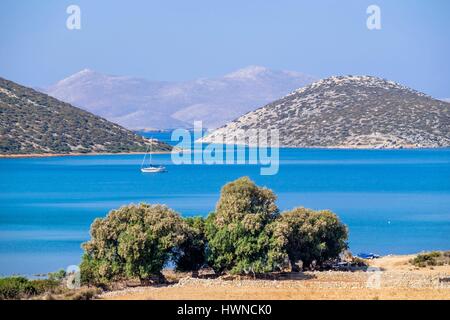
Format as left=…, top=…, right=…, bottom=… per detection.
left=290, top=259, right=300, bottom=272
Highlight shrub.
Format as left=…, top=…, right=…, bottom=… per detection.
left=80, top=204, right=186, bottom=285
left=351, top=257, right=368, bottom=268
left=173, top=217, right=207, bottom=274
left=0, top=277, right=36, bottom=300
left=270, top=207, right=348, bottom=270
left=205, top=177, right=282, bottom=274
left=67, top=288, right=101, bottom=300
left=80, top=253, right=102, bottom=287
left=29, top=279, right=60, bottom=295
left=410, top=251, right=450, bottom=268
left=0, top=275, right=64, bottom=300
left=48, top=269, right=66, bottom=281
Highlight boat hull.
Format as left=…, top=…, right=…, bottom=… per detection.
left=141, top=166, right=166, bottom=173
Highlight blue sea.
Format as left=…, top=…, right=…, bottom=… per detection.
left=1, top=145, right=450, bottom=276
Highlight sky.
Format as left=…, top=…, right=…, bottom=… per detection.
left=0, top=0, right=449, bottom=98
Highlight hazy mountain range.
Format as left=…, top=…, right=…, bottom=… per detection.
left=0, top=77, right=171, bottom=155
left=44, top=66, right=316, bottom=130
left=202, top=76, right=450, bottom=149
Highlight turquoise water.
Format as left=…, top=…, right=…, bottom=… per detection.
left=1, top=148, right=450, bottom=276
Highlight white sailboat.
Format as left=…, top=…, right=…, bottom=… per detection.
left=140, top=143, right=167, bottom=173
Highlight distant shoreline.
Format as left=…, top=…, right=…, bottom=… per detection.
left=1, top=146, right=449, bottom=159
left=282, top=145, right=450, bottom=150
left=0, top=151, right=173, bottom=159
left=196, top=142, right=449, bottom=150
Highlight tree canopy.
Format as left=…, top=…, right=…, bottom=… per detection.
left=270, top=207, right=348, bottom=270
left=205, top=176, right=282, bottom=274
left=80, top=177, right=350, bottom=284
left=80, top=204, right=185, bottom=285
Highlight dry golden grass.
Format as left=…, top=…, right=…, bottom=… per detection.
left=100, top=255, right=450, bottom=300
left=103, top=287, right=450, bottom=300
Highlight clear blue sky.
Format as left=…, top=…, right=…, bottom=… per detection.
left=1, top=0, right=449, bottom=97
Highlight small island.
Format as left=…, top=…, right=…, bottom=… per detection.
left=201, top=76, right=450, bottom=149
left=0, top=77, right=172, bottom=157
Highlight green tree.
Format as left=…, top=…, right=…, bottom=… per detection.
left=173, top=217, right=207, bottom=276
left=205, top=177, right=282, bottom=275
left=271, top=207, right=348, bottom=271
left=80, top=204, right=185, bottom=285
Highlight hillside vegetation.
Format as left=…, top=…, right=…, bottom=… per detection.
left=0, top=77, right=171, bottom=155
left=202, top=76, right=450, bottom=148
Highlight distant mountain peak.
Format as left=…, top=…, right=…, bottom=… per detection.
left=291, top=75, right=428, bottom=98
left=224, top=65, right=270, bottom=79
left=69, top=68, right=98, bottom=78
left=223, top=65, right=314, bottom=81
left=78, top=68, right=95, bottom=74
left=45, top=66, right=317, bottom=130
left=307, top=75, right=399, bottom=88
left=55, top=68, right=100, bottom=85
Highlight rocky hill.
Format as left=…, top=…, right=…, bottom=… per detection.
left=45, top=66, right=316, bottom=130
left=201, top=76, right=450, bottom=148
left=0, top=77, right=172, bottom=155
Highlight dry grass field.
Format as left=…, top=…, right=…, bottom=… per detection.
left=100, top=255, right=450, bottom=300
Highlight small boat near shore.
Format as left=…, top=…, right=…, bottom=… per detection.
left=141, top=166, right=166, bottom=173
left=141, top=143, right=167, bottom=173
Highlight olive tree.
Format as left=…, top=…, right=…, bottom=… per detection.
left=80, top=204, right=185, bottom=285
left=205, top=177, right=282, bottom=274
left=173, top=217, right=207, bottom=276
left=271, top=207, right=348, bottom=271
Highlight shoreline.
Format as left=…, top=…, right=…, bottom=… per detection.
left=0, top=151, right=173, bottom=159
left=1, top=146, right=449, bottom=159
left=196, top=139, right=450, bottom=150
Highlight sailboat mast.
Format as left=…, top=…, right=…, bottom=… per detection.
left=140, top=137, right=166, bottom=173
left=141, top=144, right=150, bottom=168
left=149, top=140, right=152, bottom=165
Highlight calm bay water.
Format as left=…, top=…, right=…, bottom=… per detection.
left=1, top=147, right=450, bottom=276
